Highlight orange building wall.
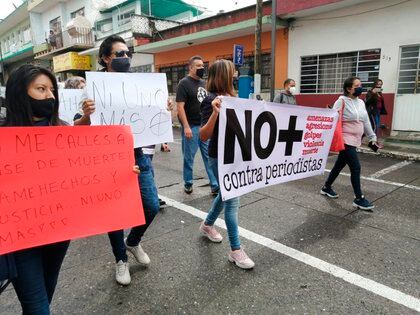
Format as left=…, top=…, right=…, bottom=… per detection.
left=154, top=30, right=288, bottom=90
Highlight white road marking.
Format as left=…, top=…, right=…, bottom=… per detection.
left=160, top=195, right=420, bottom=312
left=324, top=169, right=420, bottom=191
left=369, top=161, right=413, bottom=178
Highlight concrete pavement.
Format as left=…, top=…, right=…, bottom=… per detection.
left=2, top=128, right=419, bottom=314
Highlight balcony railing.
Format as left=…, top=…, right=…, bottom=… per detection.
left=131, top=15, right=182, bottom=38
left=34, top=27, right=94, bottom=58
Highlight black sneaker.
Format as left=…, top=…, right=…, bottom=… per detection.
left=353, top=196, right=374, bottom=211
left=159, top=198, right=167, bottom=210
left=184, top=185, right=193, bottom=194
left=320, top=186, right=338, bottom=198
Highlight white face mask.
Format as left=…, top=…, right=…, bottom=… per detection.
left=289, top=86, right=297, bottom=95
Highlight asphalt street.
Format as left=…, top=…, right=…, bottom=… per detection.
left=2, top=128, right=419, bottom=314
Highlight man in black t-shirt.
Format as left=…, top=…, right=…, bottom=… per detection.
left=176, top=56, right=219, bottom=195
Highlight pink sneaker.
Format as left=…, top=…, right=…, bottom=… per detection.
left=228, top=249, right=255, bottom=269
left=199, top=222, right=223, bottom=243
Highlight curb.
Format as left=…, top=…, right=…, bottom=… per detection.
left=357, top=146, right=420, bottom=161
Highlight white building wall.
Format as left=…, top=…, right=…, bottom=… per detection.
left=288, top=0, right=420, bottom=94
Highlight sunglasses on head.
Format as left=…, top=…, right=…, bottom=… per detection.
left=112, top=50, right=132, bottom=58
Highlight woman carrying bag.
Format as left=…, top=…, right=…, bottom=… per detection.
left=321, top=77, right=378, bottom=211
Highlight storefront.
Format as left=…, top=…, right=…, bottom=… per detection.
left=53, top=51, right=92, bottom=80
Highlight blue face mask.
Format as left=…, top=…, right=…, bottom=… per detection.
left=111, top=57, right=131, bottom=72
left=353, top=86, right=363, bottom=97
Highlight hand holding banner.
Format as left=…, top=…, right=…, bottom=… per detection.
left=0, top=126, right=144, bottom=255
left=218, top=97, right=338, bottom=200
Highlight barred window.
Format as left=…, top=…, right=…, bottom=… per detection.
left=397, top=45, right=420, bottom=94
left=300, top=49, right=381, bottom=93
left=160, top=62, right=209, bottom=94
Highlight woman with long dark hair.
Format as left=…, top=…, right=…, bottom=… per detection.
left=321, top=77, right=377, bottom=211
left=199, top=59, right=255, bottom=269
left=365, top=79, right=387, bottom=133
left=0, top=64, right=69, bottom=314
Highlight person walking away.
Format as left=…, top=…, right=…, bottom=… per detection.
left=320, top=77, right=378, bottom=211
left=176, top=56, right=219, bottom=196
left=199, top=59, right=255, bottom=269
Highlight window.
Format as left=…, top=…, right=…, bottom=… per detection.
left=23, top=26, right=31, bottom=44
left=397, top=45, right=420, bottom=94
left=71, top=7, right=85, bottom=19
left=300, top=49, right=381, bottom=93
left=160, top=64, right=189, bottom=94
left=117, top=9, right=135, bottom=27
left=95, top=18, right=113, bottom=38
left=131, top=64, right=152, bottom=73
left=160, top=62, right=209, bottom=94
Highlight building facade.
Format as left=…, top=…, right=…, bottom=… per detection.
left=134, top=2, right=289, bottom=96
left=280, top=0, right=420, bottom=133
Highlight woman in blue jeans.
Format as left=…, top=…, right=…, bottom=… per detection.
left=199, top=59, right=254, bottom=269
left=0, top=65, right=71, bottom=315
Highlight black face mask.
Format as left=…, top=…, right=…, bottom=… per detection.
left=196, top=68, right=205, bottom=79
left=29, top=96, right=55, bottom=119
left=111, top=57, right=131, bottom=72
left=353, top=86, right=363, bottom=97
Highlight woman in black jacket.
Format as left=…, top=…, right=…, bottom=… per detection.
left=0, top=65, right=70, bottom=314
left=365, top=79, right=387, bottom=132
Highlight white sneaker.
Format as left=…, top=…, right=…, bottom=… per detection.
left=115, top=260, right=131, bottom=285
left=228, top=249, right=255, bottom=269
left=125, top=238, right=150, bottom=266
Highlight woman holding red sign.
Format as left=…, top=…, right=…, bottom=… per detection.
left=0, top=64, right=140, bottom=314
left=0, top=65, right=70, bottom=314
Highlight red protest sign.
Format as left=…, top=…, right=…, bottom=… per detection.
left=0, top=125, right=144, bottom=255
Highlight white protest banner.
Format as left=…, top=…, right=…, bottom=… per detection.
left=58, top=89, right=84, bottom=125
left=218, top=97, right=338, bottom=200
left=86, top=72, right=173, bottom=148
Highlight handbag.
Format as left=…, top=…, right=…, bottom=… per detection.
left=330, top=99, right=345, bottom=153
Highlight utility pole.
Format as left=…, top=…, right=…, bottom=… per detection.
left=254, top=0, right=263, bottom=98
left=270, top=0, right=277, bottom=101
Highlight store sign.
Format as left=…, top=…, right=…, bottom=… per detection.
left=53, top=52, right=91, bottom=73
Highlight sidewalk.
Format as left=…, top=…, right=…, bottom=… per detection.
left=359, top=132, right=420, bottom=161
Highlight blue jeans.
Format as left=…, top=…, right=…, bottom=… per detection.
left=108, top=150, right=159, bottom=262
left=325, top=145, right=362, bottom=199
left=11, top=241, right=70, bottom=315
left=374, top=113, right=380, bottom=133
left=182, top=125, right=218, bottom=191
left=204, top=158, right=241, bottom=250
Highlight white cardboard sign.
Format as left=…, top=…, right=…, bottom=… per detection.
left=86, top=72, right=173, bottom=148
left=58, top=89, right=84, bottom=125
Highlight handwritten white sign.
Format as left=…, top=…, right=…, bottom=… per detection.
left=58, top=89, right=84, bottom=125
left=86, top=72, right=173, bottom=148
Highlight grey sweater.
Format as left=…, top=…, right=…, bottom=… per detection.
left=333, top=95, right=377, bottom=143
left=273, top=90, right=296, bottom=105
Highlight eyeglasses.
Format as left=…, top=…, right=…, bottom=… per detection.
left=112, top=50, right=132, bottom=58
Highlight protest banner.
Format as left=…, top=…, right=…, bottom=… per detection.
left=58, top=88, right=85, bottom=125
left=0, top=125, right=144, bottom=255
left=86, top=72, right=173, bottom=148
left=218, top=97, right=338, bottom=200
